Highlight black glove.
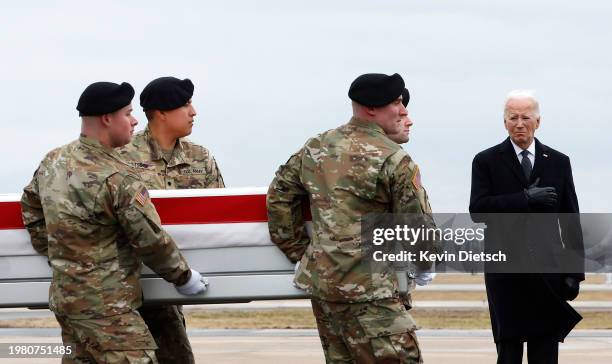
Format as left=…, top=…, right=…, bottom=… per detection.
left=524, top=178, right=557, bottom=206
left=562, top=276, right=580, bottom=301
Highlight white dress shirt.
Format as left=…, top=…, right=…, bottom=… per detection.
left=510, top=139, right=535, bottom=167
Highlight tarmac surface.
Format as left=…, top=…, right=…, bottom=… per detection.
left=2, top=281, right=610, bottom=363
left=1, top=329, right=612, bottom=363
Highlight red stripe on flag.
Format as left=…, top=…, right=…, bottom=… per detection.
left=0, top=202, right=24, bottom=229
left=1, top=193, right=311, bottom=229
left=151, top=195, right=269, bottom=225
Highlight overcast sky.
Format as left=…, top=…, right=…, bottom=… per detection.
left=1, top=0, right=610, bottom=212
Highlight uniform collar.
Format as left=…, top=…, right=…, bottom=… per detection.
left=348, top=117, right=386, bottom=135
left=143, top=125, right=187, bottom=166
left=79, top=134, right=121, bottom=160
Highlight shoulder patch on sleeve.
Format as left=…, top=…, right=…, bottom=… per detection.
left=134, top=187, right=149, bottom=207
left=412, top=165, right=422, bottom=190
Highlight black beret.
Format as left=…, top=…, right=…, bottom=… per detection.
left=140, top=77, right=194, bottom=111
left=401, top=88, right=410, bottom=107
left=348, top=73, right=405, bottom=107
left=77, top=82, right=135, bottom=116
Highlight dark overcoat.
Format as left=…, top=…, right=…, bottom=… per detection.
left=469, top=137, right=584, bottom=342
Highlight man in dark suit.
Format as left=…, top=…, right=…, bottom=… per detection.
left=469, top=90, right=584, bottom=364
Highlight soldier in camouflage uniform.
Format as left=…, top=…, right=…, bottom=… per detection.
left=118, top=77, right=224, bottom=364
left=20, top=81, right=208, bottom=364
left=119, top=77, right=224, bottom=190
left=267, top=74, right=436, bottom=363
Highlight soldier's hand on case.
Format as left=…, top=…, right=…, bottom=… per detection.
left=562, top=276, right=580, bottom=301
left=524, top=178, right=557, bottom=206
left=175, top=269, right=208, bottom=295
left=414, top=270, right=436, bottom=286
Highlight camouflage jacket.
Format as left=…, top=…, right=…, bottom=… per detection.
left=267, top=117, right=435, bottom=303
left=118, top=126, right=224, bottom=190
left=21, top=136, right=191, bottom=319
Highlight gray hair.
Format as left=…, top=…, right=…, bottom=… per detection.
left=504, top=90, right=540, bottom=117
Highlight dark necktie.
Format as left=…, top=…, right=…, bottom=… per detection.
left=520, top=150, right=532, bottom=180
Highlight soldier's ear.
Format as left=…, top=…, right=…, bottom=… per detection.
left=100, top=114, right=112, bottom=127
left=365, top=106, right=377, bottom=117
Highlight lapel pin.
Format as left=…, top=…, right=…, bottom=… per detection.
left=543, top=153, right=548, bottom=157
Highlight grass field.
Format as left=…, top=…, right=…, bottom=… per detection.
left=422, top=273, right=609, bottom=285
left=412, top=290, right=612, bottom=301
left=2, top=275, right=609, bottom=330
left=2, top=307, right=611, bottom=330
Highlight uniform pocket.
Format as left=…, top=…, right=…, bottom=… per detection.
left=72, top=311, right=157, bottom=351
left=358, top=311, right=417, bottom=338
left=358, top=310, right=422, bottom=363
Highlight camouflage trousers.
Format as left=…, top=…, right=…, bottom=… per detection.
left=138, top=304, right=194, bottom=364
left=311, top=297, right=423, bottom=364
left=55, top=311, right=158, bottom=364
